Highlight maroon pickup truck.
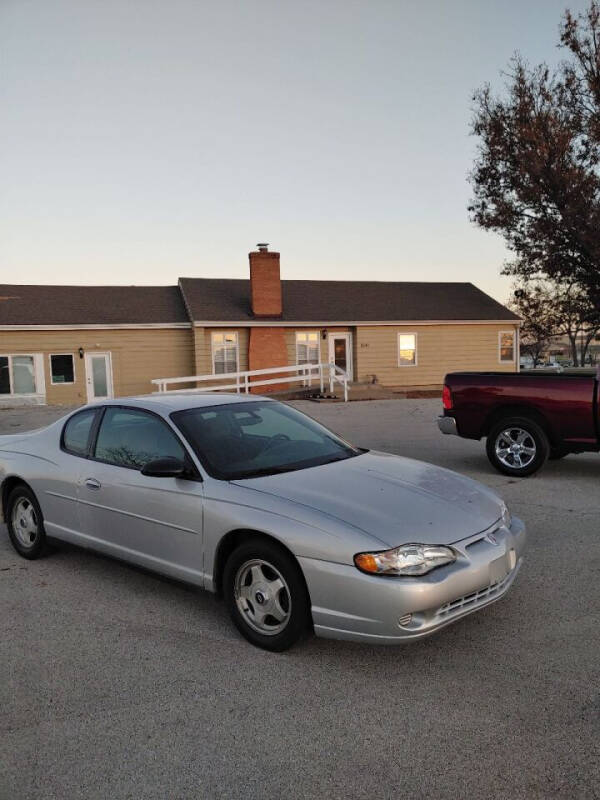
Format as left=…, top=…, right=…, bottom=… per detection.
left=438, top=369, right=600, bottom=476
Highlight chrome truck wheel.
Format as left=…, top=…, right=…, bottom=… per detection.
left=486, top=417, right=549, bottom=477
left=495, top=427, right=537, bottom=470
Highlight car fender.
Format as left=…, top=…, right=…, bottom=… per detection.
left=201, top=480, right=388, bottom=592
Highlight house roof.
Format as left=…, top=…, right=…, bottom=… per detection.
left=178, top=278, right=519, bottom=323
left=0, top=278, right=518, bottom=327
left=0, top=285, right=189, bottom=326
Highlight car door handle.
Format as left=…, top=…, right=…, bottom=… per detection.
left=84, top=478, right=101, bottom=491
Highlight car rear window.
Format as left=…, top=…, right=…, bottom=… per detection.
left=62, top=409, right=97, bottom=456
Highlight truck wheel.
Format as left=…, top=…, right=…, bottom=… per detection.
left=486, top=417, right=550, bottom=477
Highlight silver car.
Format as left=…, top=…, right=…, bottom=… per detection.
left=0, top=394, right=525, bottom=651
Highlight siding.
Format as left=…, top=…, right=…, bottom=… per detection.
left=355, top=324, right=519, bottom=386
left=196, top=327, right=348, bottom=378
left=192, top=324, right=516, bottom=389
left=0, top=322, right=520, bottom=405
left=0, top=328, right=194, bottom=404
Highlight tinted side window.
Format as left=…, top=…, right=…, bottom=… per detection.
left=94, top=407, right=185, bottom=469
left=63, top=409, right=97, bottom=456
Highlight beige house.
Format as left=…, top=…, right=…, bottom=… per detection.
left=0, top=246, right=519, bottom=405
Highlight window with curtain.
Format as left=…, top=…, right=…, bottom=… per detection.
left=296, top=332, right=320, bottom=365
left=499, top=331, right=515, bottom=362
left=211, top=332, right=239, bottom=375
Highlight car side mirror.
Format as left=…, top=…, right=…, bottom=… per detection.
left=141, top=457, right=187, bottom=478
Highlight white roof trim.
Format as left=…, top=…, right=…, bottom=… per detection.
left=0, top=319, right=521, bottom=330
left=192, top=319, right=522, bottom=328
left=0, top=323, right=192, bottom=331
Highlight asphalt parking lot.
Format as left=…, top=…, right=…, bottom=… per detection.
left=1, top=398, right=599, bottom=800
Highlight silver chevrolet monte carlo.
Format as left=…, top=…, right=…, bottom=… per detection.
left=0, top=394, right=526, bottom=651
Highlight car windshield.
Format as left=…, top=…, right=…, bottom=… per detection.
left=171, top=400, right=363, bottom=480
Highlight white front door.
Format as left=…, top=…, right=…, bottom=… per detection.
left=84, top=352, right=113, bottom=402
left=328, top=333, right=353, bottom=380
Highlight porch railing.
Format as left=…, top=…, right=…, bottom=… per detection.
left=151, top=362, right=350, bottom=402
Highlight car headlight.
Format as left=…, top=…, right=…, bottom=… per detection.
left=501, top=503, right=512, bottom=529
left=354, top=544, right=456, bottom=576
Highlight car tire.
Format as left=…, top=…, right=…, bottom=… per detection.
left=486, top=417, right=550, bottom=477
left=223, top=538, right=311, bottom=652
left=6, top=484, right=49, bottom=560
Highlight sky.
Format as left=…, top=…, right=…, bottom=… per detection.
left=0, top=0, right=591, bottom=303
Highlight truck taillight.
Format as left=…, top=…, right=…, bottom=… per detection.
left=442, top=385, right=453, bottom=410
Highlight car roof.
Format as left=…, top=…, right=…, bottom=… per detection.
left=88, top=392, right=275, bottom=414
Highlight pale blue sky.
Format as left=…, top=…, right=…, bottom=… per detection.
left=0, top=0, right=588, bottom=302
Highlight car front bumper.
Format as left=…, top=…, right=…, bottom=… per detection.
left=437, top=415, right=458, bottom=435
left=298, top=516, right=526, bottom=644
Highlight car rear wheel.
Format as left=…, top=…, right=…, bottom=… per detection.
left=486, top=417, right=550, bottom=477
left=6, top=485, right=48, bottom=559
left=223, top=538, right=311, bottom=651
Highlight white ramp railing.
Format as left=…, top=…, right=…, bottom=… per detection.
left=151, top=362, right=349, bottom=401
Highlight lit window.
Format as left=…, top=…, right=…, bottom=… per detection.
left=499, top=331, right=515, bottom=362
left=212, top=332, right=238, bottom=375
left=398, top=334, right=417, bottom=366
left=50, top=354, right=75, bottom=384
left=0, top=355, right=37, bottom=395
left=296, top=332, right=320, bottom=365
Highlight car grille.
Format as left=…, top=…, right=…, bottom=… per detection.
left=436, top=569, right=514, bottom=619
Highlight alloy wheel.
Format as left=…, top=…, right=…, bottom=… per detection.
left=495, top=427, right=537, bottom=469
left=234, top=559, right=292, bottom=636
left=11, top=497, right=39, bottom=549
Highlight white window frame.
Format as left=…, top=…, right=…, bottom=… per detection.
left=49, top=353, right=76, bottom=385
left=0, top=353, right=45, bottom=397
left=295, top=331, right=320, bottom=365
left=211, top=331, right=239, bottom=375
left=499, top=330, right=516, bottom=364
left=397, top=332, right=418, bottom=367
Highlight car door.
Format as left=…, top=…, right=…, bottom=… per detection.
left=38, top=407, right=102, bottom=541
left=78, top=406, right=205, bottom=585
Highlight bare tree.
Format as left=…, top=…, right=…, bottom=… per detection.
left=510, top=283, right=554, bottom=366
left=511, top=278, right=600, bottom=365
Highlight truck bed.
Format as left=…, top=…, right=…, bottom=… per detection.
left=443, top=371, right=599, bottom=445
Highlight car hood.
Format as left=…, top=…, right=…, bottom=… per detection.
left=234, top=451, right=504, bottom=547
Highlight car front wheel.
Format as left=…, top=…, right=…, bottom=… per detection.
left=223, top=538, right=311, bottom=651
left=486, top=417, right=550, bottom=476
left=6, top=484, right=48, bottom=559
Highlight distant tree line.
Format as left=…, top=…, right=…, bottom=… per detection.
left=469, top=2, right=600, bottom=365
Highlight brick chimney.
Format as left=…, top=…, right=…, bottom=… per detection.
left=249, top=243, right=282, bottom=317
left=248, top=243, right=287, bottom=392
